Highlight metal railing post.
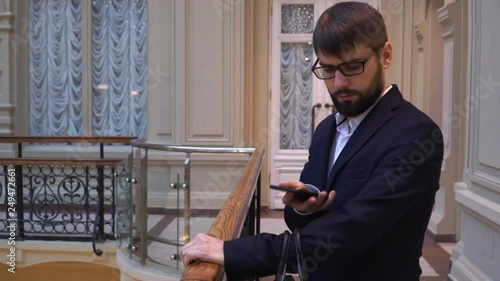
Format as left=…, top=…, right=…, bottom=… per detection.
left=183, top=154, right=191, bottom=243
left=139, top=149, right=148, bottom=265
left=256, top=172, right=261, bottom=234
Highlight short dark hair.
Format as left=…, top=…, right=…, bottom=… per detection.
left=313, top=1, right=388, bottom=58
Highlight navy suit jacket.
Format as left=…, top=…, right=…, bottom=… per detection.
left=224, top=85, right=444, bottom=281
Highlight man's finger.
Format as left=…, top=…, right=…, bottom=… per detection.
left=321, top=191, right=336, bottom=210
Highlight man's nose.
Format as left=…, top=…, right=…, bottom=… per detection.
left=332, top=70, right=350, bottom=89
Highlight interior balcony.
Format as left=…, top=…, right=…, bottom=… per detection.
left=0, top=137, right=264, bottom=281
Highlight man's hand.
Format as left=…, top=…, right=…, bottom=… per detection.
left=280, top=180, right=336, bottom=213
left=180, top=233, right=224, bottom=267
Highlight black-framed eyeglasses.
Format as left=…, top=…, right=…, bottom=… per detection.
left=311, top=52, right=377, bottom=80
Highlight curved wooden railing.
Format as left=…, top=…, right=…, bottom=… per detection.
left=180, top=146, right=265, bottom=281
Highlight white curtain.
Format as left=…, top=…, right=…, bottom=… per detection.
left=92, top=0, right=148, bottom=138
left=29, top=0, right=83, bottom=136
left=279, top=4, right=314, bottom=150
left=29, top=0, right=148, bottom=138
left=280, top=43, right=314, bottom=150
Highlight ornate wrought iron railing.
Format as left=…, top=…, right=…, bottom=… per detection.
left=0, top=136, right=136, bottom=255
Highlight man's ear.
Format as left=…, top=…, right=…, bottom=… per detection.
left=382, top=42, right=392, bottom=69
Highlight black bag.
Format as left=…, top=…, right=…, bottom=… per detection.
left=275, top=228, right=306, bottom=281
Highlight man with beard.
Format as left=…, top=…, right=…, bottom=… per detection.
left=180, top=2, right=444, bottom=280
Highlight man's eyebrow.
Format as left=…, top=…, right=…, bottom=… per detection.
left=319, top=57, right=365, bottom=67
left=318, top=61, right=335, bottom=67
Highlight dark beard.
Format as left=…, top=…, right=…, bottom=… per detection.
left=330, top=63, right=385, bottom=117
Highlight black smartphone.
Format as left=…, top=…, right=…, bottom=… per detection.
left=270, top=185, right=319, bottom=201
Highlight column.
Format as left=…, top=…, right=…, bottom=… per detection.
left=0, top=0, right=14, bottom=136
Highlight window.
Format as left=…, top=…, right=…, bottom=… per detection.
left=278, top=4, right=315, bottom=150
left=28, top=0, right=148, bottom=138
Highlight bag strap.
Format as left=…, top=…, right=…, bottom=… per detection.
left=293, top=228, right=305, bottom=281
left=275, top=228, right=305, bottom=281
left=275, top=230, right=291, bottom=281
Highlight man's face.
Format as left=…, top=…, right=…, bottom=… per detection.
left=318, top=47, right=387, bottom=117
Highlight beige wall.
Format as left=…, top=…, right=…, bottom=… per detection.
left=245, top=0, right=271, bottom=208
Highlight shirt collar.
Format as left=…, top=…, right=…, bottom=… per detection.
left=335, top=84, right=392, bottom=132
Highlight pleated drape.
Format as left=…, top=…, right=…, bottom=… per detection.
left=280, top=43, right=314, bottom=150
left=29, top=0, right=148, bottom=138
left=29, top=0, right=83, bottom=136
left=92, top=0, right=148, bottom=137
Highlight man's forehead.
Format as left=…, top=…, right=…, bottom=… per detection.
left=318, top=47, right=370, bottom=63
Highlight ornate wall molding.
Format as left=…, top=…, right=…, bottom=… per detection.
left=466, top=0, right=500, bottom=195
left=437, top=2, right=461, bottom=171
left=0, top=1, right=13, bottom=135
left=176, top=0, right=245, bottom=145
left=0, top=102, right=14, bottom=134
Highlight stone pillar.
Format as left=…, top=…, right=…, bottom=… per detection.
left=0, top=0, right=14, bottom=136
left=420, top=0, right=462, bottom=242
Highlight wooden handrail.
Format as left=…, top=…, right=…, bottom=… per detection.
left=0, top=158, right=124, bottom=166
left=180, top=146, right=265, bottom=281
left=0, top=136, right=136, bottom=144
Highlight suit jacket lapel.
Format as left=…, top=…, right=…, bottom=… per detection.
left=325, top=86, right=402, bottom=190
